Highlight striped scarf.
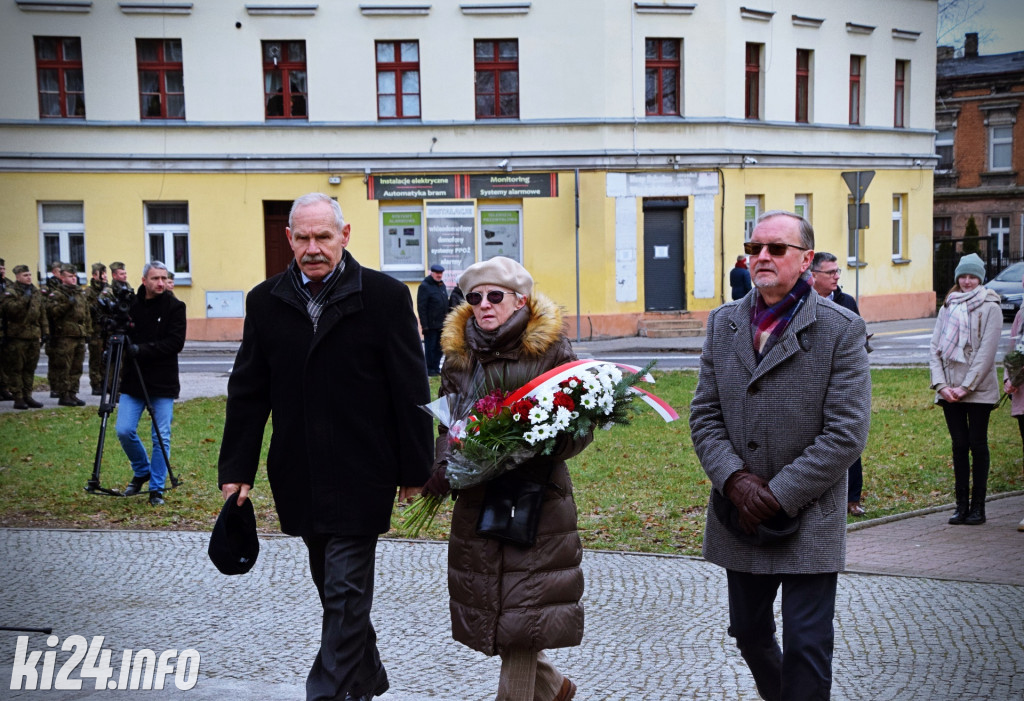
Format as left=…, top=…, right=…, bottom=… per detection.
left=289, top=260, right=345, bottom=334
left=750, top=275, right=812, bottom=362
left=935, top=284, right=988, bottom=363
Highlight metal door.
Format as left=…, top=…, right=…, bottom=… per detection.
left=643, top=201, right=687, bottom=311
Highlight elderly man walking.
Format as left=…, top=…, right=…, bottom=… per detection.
left=690, top=210, right=871, bottom=701
left=218, top=193, right=433, bottom=701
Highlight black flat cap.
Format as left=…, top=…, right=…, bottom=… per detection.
left=208, top=494, right=260, bottom=575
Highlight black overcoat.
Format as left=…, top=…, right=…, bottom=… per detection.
left=218, top=253, right=434, bottom=537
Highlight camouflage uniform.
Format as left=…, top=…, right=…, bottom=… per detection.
left=1, top=269, right=48, bottom=407
left=84, top=264, right=111, bottom=394
left=44, top=262, right=63, bottom=394
left=46, top=265, right=91, bottom=405
left=0, top=262, right=13, bottom=400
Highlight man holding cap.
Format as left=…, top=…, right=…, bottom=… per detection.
left=417, top=263, right=448, bottom=376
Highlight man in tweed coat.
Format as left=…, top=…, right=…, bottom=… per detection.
left=690, top=211, right=870, bottom=701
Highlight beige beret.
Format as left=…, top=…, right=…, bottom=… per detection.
left=458, top=256, right=533, bottom=297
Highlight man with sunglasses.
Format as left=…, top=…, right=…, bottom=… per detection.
left=691, top=210, right=871, bottom=701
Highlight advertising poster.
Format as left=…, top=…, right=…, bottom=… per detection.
left=426, top=201, right=475, bottom=287
left=478, top=207, right=522, bottom=262
left=380, top=209, right=423, bottom=270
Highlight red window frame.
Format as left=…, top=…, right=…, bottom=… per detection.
left=745, top=43, right=761, bottom=120
left=35, top=36, right=85, bottom=118
left=645, top=38, right=680, bottom=116
left=849, top=55, right=863, bottom=125
left=263, top=40, right=308, bottom=120
left=894, top=60, right=907, bottom=128
left=375, top=41, right=420, bottom=119
left=795, top=49, right=810, bottom=123
left=137, top=39, right=184, bottom=120
left=474, top=39, right=518, bottom=119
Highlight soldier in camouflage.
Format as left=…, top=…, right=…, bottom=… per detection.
left=109, top=261, right=128, bottom=294
left=0, top=258, right=13, bottom=401
left=47, top=263, right=91, bottom=406
left=45, top=260, right=63, bottom=397
left=1, top=265, right=48, bottom=409
left=85, top=262, right=112, bottom=395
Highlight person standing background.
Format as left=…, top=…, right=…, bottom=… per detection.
left=0, top=258, right=13, bottom=401
left=47, top=263, right=91, bottom=407
left=1, top=264, right=47, bottom=409
left=929, top=252, right=1001, bottom=526
left=218, top=193, right=432, bottom=701
left=690, top=211, right=871, bottom=701
left=1001, top=264, right=1024, bottom=531
left=810, top=251, right=867, bottom=517
left=116, top=261, right=186, bottom=506
left=417, top=263, right=448, bottom=376
left=730, top=254, right=752, bottom=300
left=85, top=262, right=110, bottom=396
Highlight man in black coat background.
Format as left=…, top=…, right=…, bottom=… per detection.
left=218, top=192, right=433, bottom=701
left=417, top=263, right=448, bottom=375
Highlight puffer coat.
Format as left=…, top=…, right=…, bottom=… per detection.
left=435, top=293, right=589, bottom=656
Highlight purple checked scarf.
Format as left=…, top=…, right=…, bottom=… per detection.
left=750, top=275, right=812, bottom=362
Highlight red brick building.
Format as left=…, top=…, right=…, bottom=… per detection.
left=934, top=33, right=1024, bottom=283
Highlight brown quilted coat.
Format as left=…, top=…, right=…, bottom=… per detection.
left=435, top=293, right=588, bottom=656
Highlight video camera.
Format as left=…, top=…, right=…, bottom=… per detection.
left=97, top=283, right=136, bottom=334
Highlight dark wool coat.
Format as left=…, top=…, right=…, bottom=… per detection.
left=121, top=289, right=186, bottom=399
left=830, top=286, right=859, bottom=315
left=218, top=252, right=433, bottom=537
left=690, top=289, right=871, bottom=574
left=417, top=275, right=449, bottom=330
left=435, top=293, right=588, bottom=656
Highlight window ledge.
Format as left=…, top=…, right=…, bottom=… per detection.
left=846, top=260, right=868, bottom=269
left=891, top=258, right=912, bottom=266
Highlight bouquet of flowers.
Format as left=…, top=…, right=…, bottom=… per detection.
left=399, top=359, right=678, bottom=537
left=996, top=331, right=1024, bottom=408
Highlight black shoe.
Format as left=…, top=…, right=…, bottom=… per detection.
left=344, top=667, right=389, bottom=701
left=13, top=400, right=29, bottom=410
left=149, top=492, right=165, bottom=506
left=50, top=390, right=60, bottom=398
left=0, top=390, right=14, bottom=401
left=71, top=394, right=85, bottom=406
left=57, top=394, right=78, bottom=407
left=123, top=475, right=150, bottom=496
left=25, top=397, right=43, bottom=408
left=91, top=387, right=103, bottom=396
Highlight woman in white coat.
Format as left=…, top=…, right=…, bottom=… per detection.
left=929, top=253, right=1002, bottom=525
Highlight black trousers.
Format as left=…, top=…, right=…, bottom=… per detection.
left=423, top=328, right=442, bottom=374
left=941, top=401, right=992, bottom=499
left=302, top=534, right=385, bottom=701
left=726, top=569, right=838, bottom=701
left=847, top=456, right=863, bottom=503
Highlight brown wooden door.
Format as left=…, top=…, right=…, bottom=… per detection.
left=263, top=200, right=293, bottom=279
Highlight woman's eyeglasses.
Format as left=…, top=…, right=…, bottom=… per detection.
left=743, top=241, right=809, bottom=257
left=465, top=290, right=515, bottom=305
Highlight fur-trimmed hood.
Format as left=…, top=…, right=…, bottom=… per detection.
left=441, top=292, right=564, bottom=372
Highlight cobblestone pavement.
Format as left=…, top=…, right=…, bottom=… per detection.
left=2, top=528, right=1022, bottom=700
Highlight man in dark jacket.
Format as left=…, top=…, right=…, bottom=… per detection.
left=417, top=263, right=448, bottom=375
left=116, top=261, right=186, bottom=506
left=218, top=193, right=433, bottom=701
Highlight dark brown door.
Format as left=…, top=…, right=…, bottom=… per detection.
left=263, top=201, right=293, bottom=279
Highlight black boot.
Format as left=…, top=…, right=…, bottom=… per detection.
left=123, top=474, right=150, bottom=496
left=965, top=465, right=989, bottom=525
left=736, top=636, right=782, bottom=701
left=948, top=488, right=969, bottom=525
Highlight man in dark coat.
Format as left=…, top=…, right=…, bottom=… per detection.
left=116, top=260, right=186, bottom=506
left=730, top=254, right=752, bottom=300
left=691, top=212, right=871, bottom=701
left=218, top=192, right=433, bottom=701
left=417, top=263, right=448, bottom=375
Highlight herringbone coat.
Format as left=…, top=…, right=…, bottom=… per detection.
left=690, top=289, right=871, bottom=574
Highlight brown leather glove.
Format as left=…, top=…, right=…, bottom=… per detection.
left=421, top=465, right=451, bottom=499
left=724, top=470, right=781, bottom=535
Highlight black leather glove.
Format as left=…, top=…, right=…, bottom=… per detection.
left=725, top=470, right=781, bottom=535
left=421, top=465, right=451, bottom=499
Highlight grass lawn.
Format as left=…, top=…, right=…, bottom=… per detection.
left=0, top=368, right=1020, bottom=556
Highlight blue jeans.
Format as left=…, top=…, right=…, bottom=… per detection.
left=116, top=394, right=173, bottom=492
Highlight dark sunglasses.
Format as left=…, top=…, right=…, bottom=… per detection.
left=743, top=241, right=809, bottom=257
left=465, top=290, right=516, bottom=305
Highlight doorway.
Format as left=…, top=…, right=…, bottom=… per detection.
left=263, top=201, right=293, bottom=279
left=643, top=199, right=688, bottom=311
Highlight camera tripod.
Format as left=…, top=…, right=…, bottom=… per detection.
left=85, top=332, right=180, bottom=497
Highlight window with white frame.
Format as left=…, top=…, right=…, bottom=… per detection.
left=936, top=128, right=954, bottom=171
left=794, top=194, right=811, bottom=223
left=990, top=216, right=1011, bottom=255
left=744, top=196, right=762, bottom=240
left=145, top=203, right=190, bottom=283
left=39, top=202, right=86, bottom=281
left=990, top=125, right=1013, bottom=170
left=892, top=194, right=906, bottom=260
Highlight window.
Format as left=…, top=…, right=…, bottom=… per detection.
left=645, top=38, right=681, bottom=116
left=145, top=203, right=190, bottom=283
left=35, top=37, right=85, bottom=118
left=137, top=39, right=184, bottom=119
left=933, top=216, right=952, bottom=238
left=263, top=41, right=307, bottom=120
left=795, top=49, right=811, bottom=123
left=936, top=128, right=955, bottom=170
left=892, top=194, right=906, bottom=260
left=990, top=216, right=1011, bottom=255
left=39, top=203, right=85, bottom=280
left=794, top=194, right=811, bottom=222
left=475, top=40, right=518, bottom=119
left=745, top=43, right=762, bottom=120
left=376, top=41, right=420, bottom=119
left=990, top=125, right=1013, bottom=170
left=744, top=196, right=762, bottom=240
left=380, top=208, right=424, bottom=271
left=479, top=206, right=523, bottom=263
left=849, top=55, right=864, bottom=125
left=894, top=60, right=908, bottom=128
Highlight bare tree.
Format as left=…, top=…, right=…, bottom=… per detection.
left=937, top=0, right=994, bottom=55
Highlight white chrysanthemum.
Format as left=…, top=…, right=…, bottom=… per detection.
left=567, top=378, right=579, bottom=389
left=523, top=429, right=541, bottom=445
left=583, top=376, right=601, bottom=392
left=600, top=395, right=615, bottom=414
left=528, top=406, right=550, bottom=424
left=552, top=406, right=572, bottom=429
left=579, top=393, right=598, bottom=410
left=535, top=389, right=555, bottom=410
left=533, top=423, right=555, bottom=440
left=561, top=386, right=574, bottom=394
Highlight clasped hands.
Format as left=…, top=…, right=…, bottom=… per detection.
left=724, top=469, right=781, bottom=536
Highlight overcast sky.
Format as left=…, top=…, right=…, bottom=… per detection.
left=940, top=0, right=1024, bottom=55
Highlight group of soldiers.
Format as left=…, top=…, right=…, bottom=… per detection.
left=0, top=258, right=158, bottom=410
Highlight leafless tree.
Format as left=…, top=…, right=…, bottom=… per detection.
left=937, top=0, right=994, bottom=55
